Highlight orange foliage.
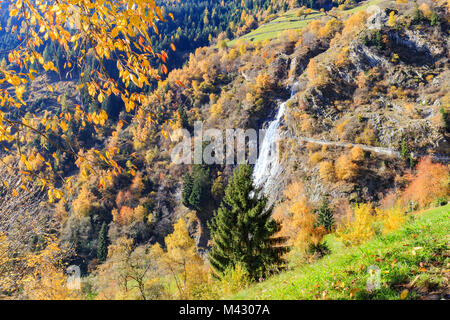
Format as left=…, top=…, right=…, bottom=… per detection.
left=300, top=114, right=314, bottom=133
left=379, top=192, right=400, bottom=210
left=318, top=18, right=343, bottom=38
left=401, top=157, right=449, bottom=208
left=72, top=186, right=97, bottom=218
left=254, top=72, right=273, bottom=94
left=22, top=235, right=80, bottom=299
left=335, top=154, right=358, bottom=181
left=357, top=127, right=377, bottom=146
left=319, top=160, right=335, bottom=182
left=112, top=206, right=144, bottom=226
left=350, top=146, right=365, bottom=162
left=307, top=59, right=328, bottom=87
left=336, top=119, right=350, bottom=139
left=115, top=190, right=134, bottom=208
left=309, top=151, right=324, bottom=165
left=131, top=173, right=145, bottom=194
left=341, top=11, right=367, bottom=39
left=273, top=182, right=326, bottom=252
left=335, top=47, right=349, bottom=67
left=418, top=3, right=432, bottom=17
left=355, top=71, right=368, bottom=89
left=308, top=20, right=323, bottom=35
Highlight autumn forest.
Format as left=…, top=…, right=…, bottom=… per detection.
left=0, top=0, right=448, bottom=302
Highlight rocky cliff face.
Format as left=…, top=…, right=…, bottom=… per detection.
left=258, top=3, right=449, bottom=207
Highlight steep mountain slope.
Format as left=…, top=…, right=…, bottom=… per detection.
left=2, top=0, right=448, bottom=276
left=272, top=0, right=449, bottom=205
left=0, top=0, right=448, bottom=300
left=58, top=0, right=449, bottom=264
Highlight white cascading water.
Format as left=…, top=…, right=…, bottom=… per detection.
left=253, top=82, right=298, bottom=193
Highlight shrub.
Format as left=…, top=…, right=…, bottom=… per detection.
left=336, top=119, right=350, bottom=139
left=307, top=241, right=330, bottom=258
left=300, top=114, right=314, bottom=133
left=335, top=47, right=350, bottom=67
left=341, top=11, right=367, bottom=39
left=350, top=146, right=365, bottom=162
left=309, top=151, right=324, bottom=165
left=434, top=197, right=448, bottom=207
left=387, top=11, right=397, bottom=27
left=359, top=127, right=377, bottom=145
left=319, top=160, right=335, bottom=182
left=306, top=142, right=321, bottom=152
left=401, top=157, right=449, bottom=208
left=273, top=182, right=327, bottom=255
left=191, top=263, right=251, bottom=299
left=375, top=206, right=406, bottom=234
left=336, top=203, right=377, bottom=246
left=307, top=59, right=328, bottom=87
left=440, top=106, right=449, bottom=132
left=400, top=139, right=414, bottom=167
left=362, top=30, right=383, bottom=50
left=73, top=186, right=98, bottom=218
left=134, top=205, right=147, bottom=222
left=217, top=264, right=251, bottom=296
left=430, top=12, right=439, bottom=26
left=318, top=18, right=343, bottom=39
left=335, top=154, right=358, bottom=181
left=411, top=8, right=427, bottom=25
left=418, top=3, right=432, bottom=18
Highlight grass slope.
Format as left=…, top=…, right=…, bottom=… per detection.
left=228, top=0, right=384, bottom=45
left=233, top=204, right=450, bottom=300
left=230, top=11, right=323, bottom=45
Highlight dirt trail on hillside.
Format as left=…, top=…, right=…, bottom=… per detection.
left=283, top=134, right=450, bottom=163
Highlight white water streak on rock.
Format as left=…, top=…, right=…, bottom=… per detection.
left=253, top=83, right=298, bottom=192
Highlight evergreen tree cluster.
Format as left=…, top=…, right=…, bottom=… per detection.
left=182, top=165, right=212, bottom=212
left=182, top=165, right=211, bottom=211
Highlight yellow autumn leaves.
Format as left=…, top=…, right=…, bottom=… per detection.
left=14, top=85, right=26, bottom=104
left=336, top=204, right=407, bottom=246
left=1, top=0, right=175, bottom=201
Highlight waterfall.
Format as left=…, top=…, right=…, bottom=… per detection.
left=253, top=83, right=298, bottom=193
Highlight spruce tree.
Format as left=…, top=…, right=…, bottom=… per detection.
left=182, top=165, right=211, bottom=211
left=189, top=178, right=204, bottom=211
left=182, top=173, right=194, bottom=208
left=316, top=197, right=334, bottom=232
left=97, top=222, right=109, bottom=263
left=208, top=165, right=288, bottom=280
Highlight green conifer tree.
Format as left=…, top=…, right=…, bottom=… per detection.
left=182, top=165, right=211, bottom=212
left=97, top=222, right=109, bottom=263
left=189, top=177, right=204, bottom=211
left=182, top=173, right=194, bottom=208
left=208, top=165, right=288, bottom=280
left=316, top=197, right=334, bottom=232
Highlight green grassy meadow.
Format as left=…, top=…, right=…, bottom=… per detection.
left=228, top=0, right=385, bottom=45
left=232, top=204, right=450, bottom=300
